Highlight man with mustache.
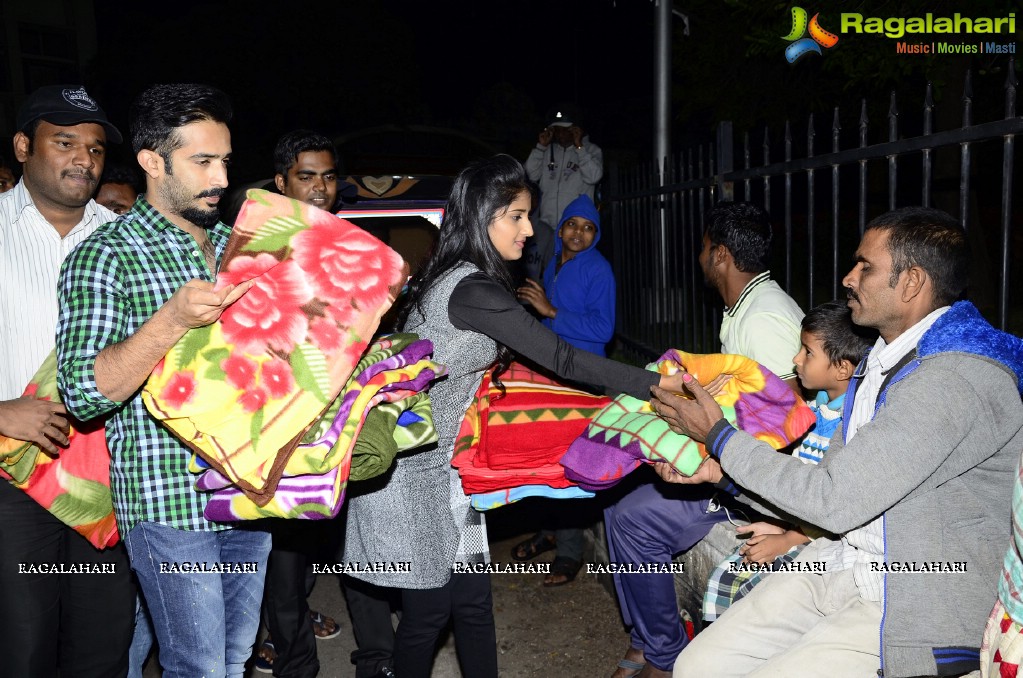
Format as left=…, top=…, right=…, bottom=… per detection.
left=254, top=128, right=344, bottom=678
left=0, top=84, right=135, bottom=677
left=56, top=84, right=270, bottom=678
left=265, top=128, right=398, bottom=678
left=273, top=129, right=339, bottom=212
left=653, top=207, right=1023, bottom=678
left=606, top=201, right=803, bottom=678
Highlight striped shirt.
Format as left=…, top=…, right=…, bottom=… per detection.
left=0, top=181, right=115, bottom=400
left=56, top=197, right=232, bottom=532
left=794, top=391, right=844, bottom=464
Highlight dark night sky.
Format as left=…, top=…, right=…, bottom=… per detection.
left=92, top=0, right=657, bottom=181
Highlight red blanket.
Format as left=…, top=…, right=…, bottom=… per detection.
left=451, top=362, right=611, bottom=494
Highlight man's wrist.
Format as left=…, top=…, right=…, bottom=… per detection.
left=706, top=418, right=736, bottom=459
left=713, top=472, right=740, bottom=496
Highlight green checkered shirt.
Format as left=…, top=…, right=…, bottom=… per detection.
left=56, top=197, right=232, bottom=533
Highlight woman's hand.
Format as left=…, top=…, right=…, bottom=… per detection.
left=516, top=279, right=556, bottom=319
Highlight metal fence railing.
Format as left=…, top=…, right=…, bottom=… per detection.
left=607, top=60, right=1022, bottom=361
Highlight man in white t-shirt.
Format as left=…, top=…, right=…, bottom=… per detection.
left=607, top=202, right=803, bottom=678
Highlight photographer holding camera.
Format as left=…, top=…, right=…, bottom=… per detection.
left=524, top=106, right=603, bottom=279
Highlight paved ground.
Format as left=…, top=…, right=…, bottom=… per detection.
left=142, top=499, right=632, bottom=677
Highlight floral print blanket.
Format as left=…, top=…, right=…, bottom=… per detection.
left=196, top=334, right=442, bottom=520
left=0, top=351, right=118, bottom=548
left=143, top=190, right=408, bottom=504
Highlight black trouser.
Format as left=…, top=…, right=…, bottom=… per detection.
left=342, top=575, right=398, bottom=677
left=0, top=480, right=135, bottom=677
left=263, top=519, right=328, bottom=678
left=394, top=572, right=498, bottom=678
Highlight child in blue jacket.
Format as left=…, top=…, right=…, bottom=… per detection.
left=512, top=194, right=615, bottom=585
left=517, top=193, right=614, bottom=356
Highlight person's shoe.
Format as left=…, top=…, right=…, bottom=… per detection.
left=543, top=556, right=582, bottom=587
left=371, top=668, right=396, bottom=678
left=253, top=638, right=275, bottom=674
left=309, top=609, right=342, bottom=640
left=511, top=532, right=557, bottom=561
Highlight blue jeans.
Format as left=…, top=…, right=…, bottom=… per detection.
left=127, top=593, right=154, bottom=678
left=124, top=522, right=271, bottom=678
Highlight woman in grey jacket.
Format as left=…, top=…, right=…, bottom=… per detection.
left=343, top=154, right=687, bottom=678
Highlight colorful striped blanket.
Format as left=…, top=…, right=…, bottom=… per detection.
left=198, top=334, right=441, bottom=520
left=560, top=350, right=815, bottom=490
left=0, top=351, right=118, bottom=548
left=452, top=362, right=611, bottom=500
left=142, top=190, right=408, bottom=504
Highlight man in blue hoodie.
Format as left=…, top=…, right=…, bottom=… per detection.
left=513, top=194, right=615, bottom=585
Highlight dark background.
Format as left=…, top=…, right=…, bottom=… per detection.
left=5, top=1, right=1018, bottom=187
left=89, top=0, right=657, bottom=180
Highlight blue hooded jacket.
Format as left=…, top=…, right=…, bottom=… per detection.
left=541, top=194, right=615, bottom=356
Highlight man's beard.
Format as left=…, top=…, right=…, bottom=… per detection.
left=181, top=205, right=221, bottom=228
left=165, top=185, right=225, bottom=228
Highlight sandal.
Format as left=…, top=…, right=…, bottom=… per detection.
left=613, top=658, right=646, bottom=678
left=253, top=638, right=275, bottom=674
left=309, top=610, right=341, bottom=640
left=510, top=532, right=557, bottom=562
left=543, top=556, right=582, bottom=587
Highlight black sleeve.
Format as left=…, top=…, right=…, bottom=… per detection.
left=448, top=272, right=657, bottom=399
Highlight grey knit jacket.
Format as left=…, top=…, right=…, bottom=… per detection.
left=712, top=302, right=1023, bottom=677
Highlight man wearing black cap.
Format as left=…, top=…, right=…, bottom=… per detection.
left=523, top=106, right=603, bottom=279
left=0, top=84, right=135, bottom=676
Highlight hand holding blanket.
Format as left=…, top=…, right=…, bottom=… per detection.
left=0, top=351, right=118, bottom=548
left=143, top=189, right=408, bottom=503
left=560, top=350, right=814, bottom=490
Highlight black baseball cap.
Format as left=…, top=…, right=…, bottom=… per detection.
left=546, top=103, right=582, bottom=128
left=16, top=85, right=122, bottom=144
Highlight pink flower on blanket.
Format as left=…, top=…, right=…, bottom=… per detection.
left=239, top=386, right=269, bottom=413
left=307, top=316, right=343, bottom=355
left=222, top=354, right=258, bottom=390
left=219, top=254, right=314, bottom=354
left=160, top=371, right=197, bottom=410
left=291, top=212, right=403, bottom=312
left=261, top=359, right=295, bottom=399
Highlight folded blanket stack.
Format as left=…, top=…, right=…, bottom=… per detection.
left=198, top=335, right=442, bottom=520
left=0, top=351, right=118, bottom=548
left=452, top=362, right=611, bottom=509
left=143, top=189, right=408, bottom=504
left=197, top=334, right=442, bottom=520
left=560, top=350, right=815, bottom=490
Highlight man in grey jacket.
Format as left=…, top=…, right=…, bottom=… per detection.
left=650, top=206, right=1023, bottom=678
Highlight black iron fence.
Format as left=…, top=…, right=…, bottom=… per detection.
left=607, top=61, right=1022, bottom=361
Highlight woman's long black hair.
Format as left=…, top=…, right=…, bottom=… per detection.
left=398, top=154, right=533, bottom=383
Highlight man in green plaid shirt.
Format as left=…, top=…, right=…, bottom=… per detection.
left=57, top=84, right=269, bottom=678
